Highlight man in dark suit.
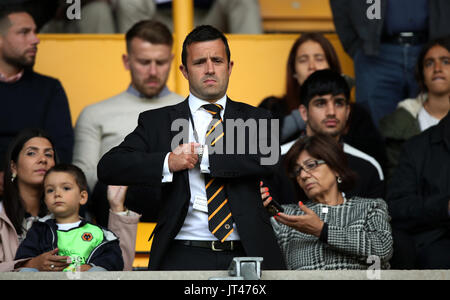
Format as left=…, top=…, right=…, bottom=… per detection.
left=97, top=25, right=285, bottom=270
left=387, top=108, right=450, bottom=269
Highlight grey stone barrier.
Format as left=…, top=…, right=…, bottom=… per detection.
left=1, top=270, right=449, bottom=280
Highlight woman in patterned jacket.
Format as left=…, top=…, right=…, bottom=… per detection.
left=262, top=135, right=393, bottom=270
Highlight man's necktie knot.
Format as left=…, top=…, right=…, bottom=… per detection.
left=203, top=104, right=223, bottom=119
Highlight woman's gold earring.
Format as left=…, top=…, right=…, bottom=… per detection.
left=11, top=173, right=16, bottom=183
left=337, top=177, right=342, bottom=184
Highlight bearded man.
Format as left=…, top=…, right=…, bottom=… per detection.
left=0, top=5, right=74, bottom=197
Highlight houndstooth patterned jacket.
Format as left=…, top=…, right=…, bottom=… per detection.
left=272, top=197, right=393, bottom=270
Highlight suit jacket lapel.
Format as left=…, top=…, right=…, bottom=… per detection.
left=168, top=97, right=190, bottom=135
left=168, top=97, right=191, bottom=191
left=223, top=97, right=243, bottom=121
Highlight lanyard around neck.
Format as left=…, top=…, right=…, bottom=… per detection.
left=188, top=108, right=201, bottom=144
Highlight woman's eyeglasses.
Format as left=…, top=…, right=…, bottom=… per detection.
left=292, top=159, right=326, bottom=177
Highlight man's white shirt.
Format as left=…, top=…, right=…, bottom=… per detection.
left=162, top=94, right=240, bottom=241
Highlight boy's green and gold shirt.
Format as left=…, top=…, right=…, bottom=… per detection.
left=57, top=223, right=104, bottom=272
left=15, top=216, right=124, bottom=271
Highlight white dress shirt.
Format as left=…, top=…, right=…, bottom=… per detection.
left=418, top=106, right=440, bottom=132
left=162, top=94, right=240, bottom=241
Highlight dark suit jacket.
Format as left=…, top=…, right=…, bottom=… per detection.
left=97, top=97, right=286, bottom=270
left=387, top=112, right=450, bottom=249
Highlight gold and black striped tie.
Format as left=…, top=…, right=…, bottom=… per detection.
left=203, top=103, right=234, bottom=242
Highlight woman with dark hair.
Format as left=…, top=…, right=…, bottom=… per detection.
left=0, top=129, right=140, bottom=271
left=262, top=135, right=393, bottom=270
left=0, top=128, right=57, bottom=271
left=259, top=33, right=342, bottom=143
left=284, top=33, right=342, bottom=113
left=380, top=36, right=450, bottom=179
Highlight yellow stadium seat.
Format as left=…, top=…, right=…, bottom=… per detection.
left=132, top=222, right=156, bottom=269
left=259, top=0, right=335, bottom=32
left=35, top=34, right=353, bottom=126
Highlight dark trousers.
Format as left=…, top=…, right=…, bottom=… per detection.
left=354, top=43, right=422, bottom=126
left=159, top=241, right=247, bottom=271
left=417, top=237, right=450, bottom=269
left=390, top=228, right=417, bottom=269
left=391, top=228, right=450, bottom=269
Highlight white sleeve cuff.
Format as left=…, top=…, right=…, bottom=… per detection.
left=162, top=152, right=173, bottom=182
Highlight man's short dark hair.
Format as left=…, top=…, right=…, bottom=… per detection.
left=125, top=20, right=173, bottom=53
left=181, top=25, right=231, bottom=70
left=45, top=163, right=88, bottom=193
left=0, top=4, right=31, bottom=34
left=300, top=69, right=350, bottom=107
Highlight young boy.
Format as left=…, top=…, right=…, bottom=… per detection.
left=15, top=164, right=124, bottom=272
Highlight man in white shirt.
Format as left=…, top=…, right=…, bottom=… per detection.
left=97, top=25, right=285, bottom=270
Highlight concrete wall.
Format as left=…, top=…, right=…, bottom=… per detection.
left=1, top=270, right=449, bottom=280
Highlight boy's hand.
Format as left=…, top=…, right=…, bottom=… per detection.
left=79, top=264, right=92, bottom=272
left=22, top=248, right=70, bottom=272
